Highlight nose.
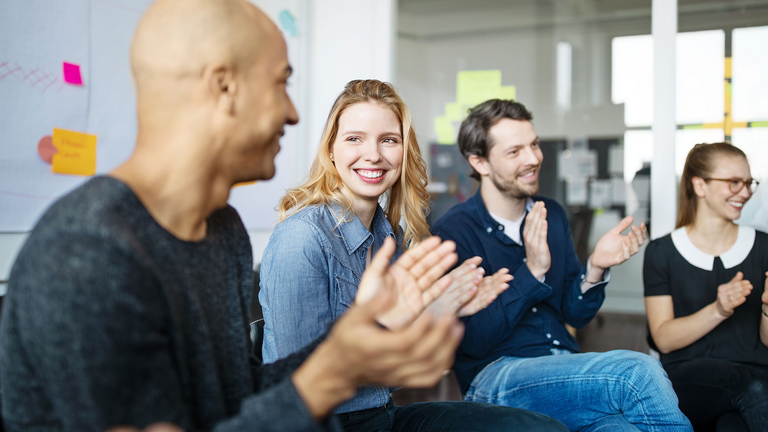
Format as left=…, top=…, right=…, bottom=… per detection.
left=522, top=145, right=543, bottom=166
left=362, top=141, right=383, bottom=163
left=286, top=94, right=299, bottom=126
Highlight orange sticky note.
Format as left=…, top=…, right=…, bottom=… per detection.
left=52, top=128, right=97, bottom=176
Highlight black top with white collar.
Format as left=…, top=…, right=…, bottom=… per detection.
left=643, top=226, right=768, bottom=370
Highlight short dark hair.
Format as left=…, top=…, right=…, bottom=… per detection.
left=458, top=99, right=533, bottom=180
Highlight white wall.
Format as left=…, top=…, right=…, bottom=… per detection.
left=0, top=0, right=398, bottom=290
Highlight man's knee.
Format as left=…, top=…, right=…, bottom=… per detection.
left=491, top=407, right=568, bottom=432
left=740, top=373, right=768, bottom=406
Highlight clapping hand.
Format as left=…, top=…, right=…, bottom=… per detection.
left=524, top=202, right=550, bottom=279
left=457, top=267, right=512, bottom=317
left=762, top=272, right=768, bottom=310
left=591, top=216, right=647, bottom=270
left=355, top=236, right=458, bottom=331
left=714, top=272, right=754, bottom=318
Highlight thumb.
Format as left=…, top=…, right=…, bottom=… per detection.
left=350, top=282, right=395, bottom=324
left=731, top=271, right=744, bottom=282
left=610, top=215, right=634, bottom=235
left=369, top=237, right=395, bottom=276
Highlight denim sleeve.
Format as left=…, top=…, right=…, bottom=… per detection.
left=260, top=218, right=333, bottom=361
left=559, top=209, right=606, bottom=329
left=438, top=227, right=551, bottom=359
left=10, top=232, right=331, bottom=432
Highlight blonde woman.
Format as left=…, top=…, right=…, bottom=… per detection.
left=644, top=142, right=768, bottom=430
left=258, top=80, right=565, bottom=432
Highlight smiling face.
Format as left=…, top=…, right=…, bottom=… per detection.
left=483, top=119, right=543, bottom=199
left=697, top=155, right=753, bottom=221
left=331, top=102, right=404, bottom=210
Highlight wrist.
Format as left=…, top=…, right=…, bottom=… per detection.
left=292, top=341, right=357, bottom=419
left=527, top=263, right=546, bottom=280
left=712, top=301, right=732, bottom=320
left=584, top=256, right=605, bottom=284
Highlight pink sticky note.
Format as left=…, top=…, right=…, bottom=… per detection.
left=62, top=62, right=83, bottom=85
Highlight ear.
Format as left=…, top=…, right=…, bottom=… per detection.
left=468, top=154, right=491, bottom=177
left=206, top=65, right=237, bottom=115
left=692, top=176, right=707, bottom=198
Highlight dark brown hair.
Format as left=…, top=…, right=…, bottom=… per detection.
left=676, top=142, right=748, bottom=228
left=458, top=99, right=533, bottom=180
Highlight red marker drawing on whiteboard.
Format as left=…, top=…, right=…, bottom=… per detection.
left=62, top=62, right=83, bottom=85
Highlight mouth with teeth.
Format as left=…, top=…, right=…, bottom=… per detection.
left=518, top=168, right=538, bottom=182
left=354, top=168, right=387, bottom=184
left=727, top=199, right=745, bottom=210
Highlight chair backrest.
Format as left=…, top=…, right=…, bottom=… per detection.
left=250, top=319, right=265, bottom=364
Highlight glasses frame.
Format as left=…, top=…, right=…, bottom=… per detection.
left=701, top=177, right=760, bottom=194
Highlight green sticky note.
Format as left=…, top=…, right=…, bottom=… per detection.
left=434, top=116, right=455, bottom=144
left=456, top=70, right=502, bottom=106
left=445, top=102, right=464, bottom=121
left=499, top=86, right=516, bottom=100
left=751, top=121, right=768, bottom=128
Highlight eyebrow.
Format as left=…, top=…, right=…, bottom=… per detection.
left=341, top=130, right=403, bottom=138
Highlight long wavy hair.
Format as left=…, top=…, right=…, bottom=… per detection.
left=676, top=142, right=748, bottom=228
left=278, top=79, right=430, bottom=251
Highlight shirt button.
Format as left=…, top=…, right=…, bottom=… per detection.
left=553, top=340, right=560, bottom=345
left=581, top=274, right=585, bottom=280
left=486, top=227, right=492, bottom=233
left=578, top=295, right=583, bottom=300
left=532, top=307, right=537, bottom=313
left=498, top=224, right=504, bottom=230
left=522, top=258, right=527, bottom=262
left=546, top=333, right=552, bottom=339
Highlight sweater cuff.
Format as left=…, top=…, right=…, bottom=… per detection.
left=236, top=379, right=342, bottom=432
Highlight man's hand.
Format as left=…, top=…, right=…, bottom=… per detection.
left=458, top=268, right=512, bottom=317
left=425, top=257, right=484, bottom=316
left=762, top=271, right=768, bottom=309
left=355, top=236, right=458, bottom=331
left=293, top=285, right=464, bottom=419
left=524, top=202, right=550, bottom=279
left=591, top=216, right=647, bottom=271
left=714, top=272, right=754, bottom=318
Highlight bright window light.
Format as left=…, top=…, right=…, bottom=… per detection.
left=675, top=129, right=726, bottom=176
left=676, top=31, right=725, bottom=125
left=624, top=130, right=654, bottom=182
left=732, top=26, right=768, bottom=122
left=556, top=42, right=572, bottom=110
left=732, top=128, right=768, bottom=182
left=612, top=35, right=654, bottom=127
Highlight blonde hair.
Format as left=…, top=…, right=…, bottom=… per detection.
left=278, top=79, right=430, bottom=250
left=676, top=142, right=748, bottom=228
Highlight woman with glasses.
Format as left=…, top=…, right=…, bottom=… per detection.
left=644, top=142, right=768, bottom=431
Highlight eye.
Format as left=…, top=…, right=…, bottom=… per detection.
left=532, top=141, right=540, bottom=148
left=383, top=137, right=400, bottom=144
left=346, top=136, right=361, bottom=142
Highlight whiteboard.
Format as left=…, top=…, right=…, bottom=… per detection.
left=0, top=0, right=308, bottom=232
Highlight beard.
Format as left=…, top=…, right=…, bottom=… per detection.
left=489, top=167, right=540, bottom=199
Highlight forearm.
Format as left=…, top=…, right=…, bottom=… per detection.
left=760, top=305, right=768, bottom=348
left=652, top=302, right=728, bottom=354
left=291, top=339, right=357, bottom=420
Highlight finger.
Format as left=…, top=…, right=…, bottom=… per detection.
left=639, top=223, right=648, bottom=244
left=628, top=230, right=640, bottom=254
left=731, top=272, right=744, bottom=283
left=415, top=251, right=459, bottom=293
left=407, top=241, right=457, bottom=281
left=610, top=215, right=634, bottom=235
left=539, top=219, right=548, bottom=243
left=621, top=239, right=631, bottom=260
left=348, top=281, right=396, bottom=323
left=394, top=236, right=443, bottom=271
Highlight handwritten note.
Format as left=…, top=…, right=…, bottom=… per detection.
left=52, top=128, right=97, bottom=176
left=62, top=62, right=83, bottom=85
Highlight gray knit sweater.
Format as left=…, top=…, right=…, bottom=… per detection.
left=0, top=177, right=337, bottom=432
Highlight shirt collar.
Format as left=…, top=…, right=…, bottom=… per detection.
left=671, top=225, right=756, bottom=270
left=327, top=201, right=395, bottom=255
left=470, top=189, right=534, bottom=241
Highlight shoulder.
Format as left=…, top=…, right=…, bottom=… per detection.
left=267, top=205, right=334, bottom=255
left=644, top=233, right=674, bottom=263
left=432, top=200, right=477, bottom=235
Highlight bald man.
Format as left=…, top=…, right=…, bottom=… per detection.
left=0, top=0, right=469, bottom=431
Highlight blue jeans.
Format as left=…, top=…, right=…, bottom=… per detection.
left=465, top=350, right=693, bottom=432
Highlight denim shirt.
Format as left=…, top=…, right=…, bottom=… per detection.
left=259, top=202, right=400, bottom=413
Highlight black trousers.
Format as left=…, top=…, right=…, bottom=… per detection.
left=336, top=398, right=567, bottom=432
left=667, top=358, right=768, bottom=432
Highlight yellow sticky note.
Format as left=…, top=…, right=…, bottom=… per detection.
left=434, top=116, right=455, bottom=145
left=499, top=86, right=517, bottom=100
left=52, top=128, right=97, bottom=176
left=456, top=70, right=502, bottom=106
left=444, top=102, right=464, bottom=121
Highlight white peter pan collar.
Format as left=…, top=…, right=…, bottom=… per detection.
left=671, top=225, right=756, bottom=271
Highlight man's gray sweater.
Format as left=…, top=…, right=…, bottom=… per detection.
left=0, top=177, right=336, bottom=432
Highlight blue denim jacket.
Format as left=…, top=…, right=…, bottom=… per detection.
left=259, top=202, right=400, bottom=413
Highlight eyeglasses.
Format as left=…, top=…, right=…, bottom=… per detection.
left=702, top=178, right=760, bottom=194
